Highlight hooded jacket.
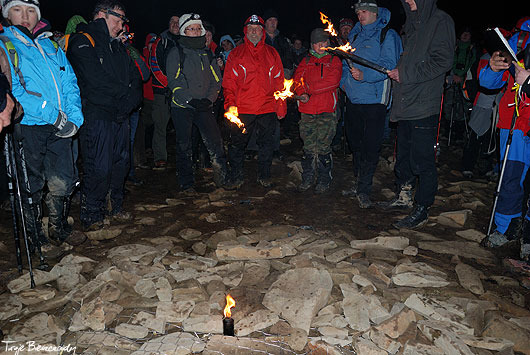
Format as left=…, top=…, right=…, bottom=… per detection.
left=479, top=18, right=530, bottom=133
left=294, top=51, right=342, bottom=115
left=218, top=34, right=236, bottom=62
left=390, top=0, right=455, bottom=122
left=222, top=19, right=286, bottom=117
left=0, top=25, right=83, bottom=127
left=166, top=35, right=222, bottom=109
left=150, top=29, right=179, bottom=94
left=66, top=18, right=141, bottom=122
left=340, top=7, right=402, bottom=106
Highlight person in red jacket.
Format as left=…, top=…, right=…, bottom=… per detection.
left=222, top=14, right=286, bottom=189
left=293, top=28, right=342, bottom=193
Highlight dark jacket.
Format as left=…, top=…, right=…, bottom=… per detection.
left=67, top=19, right=142, bottom=122
left=150, top=29, right=178, bottom=95
left=390, top=0, right=455, bottom=122
left=166, top=37, right=222, bottom=109
left=265, top=30, right=295, bottom=78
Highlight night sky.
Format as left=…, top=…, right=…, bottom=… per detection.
left=41, top=0, right=521, bottom=49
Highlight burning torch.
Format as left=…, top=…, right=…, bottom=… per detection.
left=223, top=294, right=236, bottom=336
left=224, top=106, right=247, bottom=134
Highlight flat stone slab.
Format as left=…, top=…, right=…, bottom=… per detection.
left=456, top=229, right=486, bottom=243
left=417, top=241, right=494, bottom=261
left=204, top=335, right=296, bottom=355
left=7, top=269, right=59, bottom=293
left=350, top=236, right=409, bottom=251
left=216, top=241, right=297, bottom=260
left=131, top=332, right=206, bottom=355
left=115, top=323, right=149, bottom=339
left=182, top=314, right=223, bottom=334
left=235, top=309, right=279, bottom=336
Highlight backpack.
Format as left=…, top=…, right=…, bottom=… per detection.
left=61, top=31, right=95, bottom=52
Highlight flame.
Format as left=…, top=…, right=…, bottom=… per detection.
left=323, top=42, right=355, bottom=53
left=224, top=106, right=247, bottom=133
left=274, top=79, right=295, bottom=100
left=224, top=294, right=236, bottom=318
left=319, top=12, right=337, bottom=37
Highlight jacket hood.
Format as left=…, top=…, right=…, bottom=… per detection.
left=65, top=15, right=87, bottom=35
left=243, top=17, right=266, bottom=49
left=219, top=34, right=235, bottom=48
left=145, top=33, right=156, bottom=46
left=518, top=18, right=530, bottom=32
left=78, top=18, right=110, bottom=41
left=351, top=7, right=392, bottom=35
left=401, top=0, right=437, bottom=32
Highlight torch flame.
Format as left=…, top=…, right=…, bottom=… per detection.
left=274, top=79, right=295, bottom=101
left=319, top=12, right=337, bottom=37
left=224, top=294, right=236, bottom=318
left=224, top=106, right=247, bottom=133
left=322, top=42, right=355, bottom=53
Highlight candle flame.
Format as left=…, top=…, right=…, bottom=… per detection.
left=224, top=294, right=236, bottom=318
left=274, top=79, right=295, bottom=101
left=224, top=106, right=247, bottom=133
left=319, top=12, right=337, bottom=37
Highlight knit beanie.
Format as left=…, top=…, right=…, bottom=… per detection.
left=354, top=0, right=378, bottom=14
left=2, top=0, right=41, bottom=20
left=339, top=18, right=355, bottom=29
left=310, top=28, right=329, bottom=45
left=65, top=15, right=87, bottom=35
left=263, top=9, right=279, bottom=22
left=179, top=13, right=205, bottom=36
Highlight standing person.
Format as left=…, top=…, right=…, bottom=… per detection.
left=222, top=15, right=286, bottom=189
left=1, top=0, right=85, bottom=250
left=166, top=13, right=227, bottom=193
left=340, top=0, right=402, bottom=208
left=150, top=15, right=179, bottom=170
left=67, top=0, right=142, bottom=230
left=380, top=0, right=455, bottom=229
left=479, top=18, right=530, bottom=256
left=294, top=28, right=342, bottom=193
left=339, top=17, right=354, bottom=43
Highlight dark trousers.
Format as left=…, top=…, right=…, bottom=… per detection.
left=462, top=128, right=492, bottom=173
left=394, top=115, right=438, bottom=208
left=228, top=112, right=276, bottom=181
left=79, top=118, right=129, bottom=226
left=344, top=102, right=386, bottom=195
left=171, top=107, right=227, bottom=189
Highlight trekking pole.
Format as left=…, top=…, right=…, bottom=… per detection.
left=435, top=90, right=445, bottom=162
left=11, top=129, right=48, bottom=271
left=448, top=83, right=457, bottom=147
left=4, top=133, right=23, bottom=273
left=5, top=132, right=36, bottom=288
left=486, top=108, right=518, bottom=238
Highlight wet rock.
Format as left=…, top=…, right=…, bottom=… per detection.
left=350, top=236, right=409, bottom=250
left=179, top=228, right=202, bottom=240
left=236, top=309, right=279, bottom=336
left=114, top=323, right=149, bottom=339
left=455, top=263, right=484, bottom=295
left=262, top=267, right=332, bottom=333
left=156, top=300, right=195, bottom=322
left=456, top=229, right=486, bottom=243
left=131, top=332, right=206, bottom=354
left=436, top=209, right=472, bottom=227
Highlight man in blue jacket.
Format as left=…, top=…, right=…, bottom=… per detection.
left=1, top=0, right=85, bottom=253
left=340, top=0, right=402, bottom=209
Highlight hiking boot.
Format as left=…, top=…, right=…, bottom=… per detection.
left=357, top=193, right=373, bottom=209
left=377, top=184, right=413, bottom=211
left=485, top=230, right=511, bottom=248
left=257, top=178, right=274, bottom=188
left=341, top=185, right=358, bottom=197
left=392, top=205, right=428, bottom=229
left=111, top=211, right=133, bottom=222
left=40, top=243, right=64, bottom=259
left=298, top=180, right=312, bottom=192
left=153, top=160, right=167, bottom=171
left=299, top=153, right=316, bottom=192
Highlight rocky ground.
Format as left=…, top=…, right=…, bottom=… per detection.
left=0, top=132, right=529, bottom=355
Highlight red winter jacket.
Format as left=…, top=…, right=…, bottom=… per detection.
left=142, top=34, right=155, bottom=101
left=293, top=53, right=342, bottom=115
left=497, top=72, right=530, bottom=133
left=222, top=26, right=286, bottom=117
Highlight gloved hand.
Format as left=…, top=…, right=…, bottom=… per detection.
left=55, top=121, right=78, bottom=138
left=188, top=99, right=201, bottom=109
left=52, top=110, right=68, bottom=130
left=197, top=98, right=212, bottom=111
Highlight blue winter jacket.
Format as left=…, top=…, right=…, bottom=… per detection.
left=0, top=25, right=83, bottom=127
left=340, top=7, right=402, bottom=105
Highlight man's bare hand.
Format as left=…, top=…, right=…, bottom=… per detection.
left=298, top=93, right=309, bottom=103
left=388, top=68, right=400, bottom=83
left=489, top=51, right=511, bottom=72
left=513, top=62, right=530, bottom=86
left=0, top=94, right=14, bottom=133
left=350, top=66, right=363, bottom=81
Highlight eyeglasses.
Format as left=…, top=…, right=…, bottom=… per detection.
left=105, top=9, right=128, bottom=23
left=184, top=26, right=202, bottom=33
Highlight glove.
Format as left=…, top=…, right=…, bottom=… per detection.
left=188, top=98, right=201, bottom=109
left=198, top=98, right=212, bottom=111
left=55, top=121, right=78, bottom=138
left=52, top=110, right=68, bottom=130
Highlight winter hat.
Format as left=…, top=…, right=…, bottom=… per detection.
left=179, top=13, right=205, bottom=36
left=354, top=0, right=378, bottom=14
left=65, top=15, right=87, bottom=35
left=263, top=9, right=279, bottom=22
left=310, top=28, right=329, bottom=45
left=2, top=0, right=41, bottom=21
left=339, top=17, right=355, bottom=29
left=244, top=14, right=264, bottom=28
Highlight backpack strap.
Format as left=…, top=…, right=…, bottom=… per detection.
left=352, top=26, right=389, bottom=44
left=63, top=31, right=95, bottom=52
left=0, top=35, right=41, bottom=97
left=150, top=36, right=169, bottom=87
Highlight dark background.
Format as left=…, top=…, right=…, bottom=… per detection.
left=41, top=0, right=521, bottom=48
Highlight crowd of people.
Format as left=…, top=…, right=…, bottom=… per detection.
left=0, top=0, right=529, bottom=263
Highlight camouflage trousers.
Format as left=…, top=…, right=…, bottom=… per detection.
left=299, top=112, right=338, bottom=155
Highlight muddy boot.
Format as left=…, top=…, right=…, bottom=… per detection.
left=485, top=217, right=523, bottom=248
left=377, top=182, right=414, bottom=211
left=521, top=219, right=530, bottom=261
left=23, top=199, right=62, bottom=260
left=298, top=153, right=316, bottom=192
left=46, top=195, right=86, bottom=247
left=315, top=153, right=333, bottom=194
left=212, top=160, right=228, bottom=188
left=392, top=205, right=428, bottom=229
